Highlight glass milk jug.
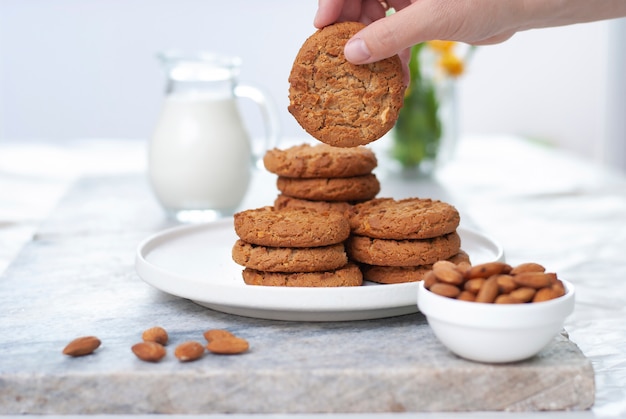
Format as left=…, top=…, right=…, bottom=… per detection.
left=149, top=51, right=279, bottom=222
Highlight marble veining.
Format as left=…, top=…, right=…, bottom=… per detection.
left=0, top=175, right=595, bottom=414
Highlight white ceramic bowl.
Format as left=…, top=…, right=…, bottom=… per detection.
left=417, top=279, right=575, bottom=363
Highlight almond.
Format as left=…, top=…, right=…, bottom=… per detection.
left=552, top=279, right=566, bottom=297
left=533, top=287, right=561, bottom=303
left=510, top=262, right=546, bottom=274
left=132, top=341, right=166, bottom=362
left=463, top=278, right=485, bottom=294
left=203, top=329, right=236, bottom=342
left=422, top=270, right=438, bottom=289
left=465, top=262, right=512, bottom=279
left=432, top=261, right=464, bottom=285
left=142, top=326, right=168, bottom=345
left=496, top=274, right=518, bottom=294
left=494, top=294, right=523, bottom=304
left=429, top=282, right=461, bottom=299
left=509, top=287, right=537, bottom=303
left=206, top=337, right=250, bottom=355
left=456, top=261, right=472, bottom=273
left=174, top=341, right=205, bottom=362
left=63, top=336, right=101, bottom=357
left=475, top=275, right=499, bottom=303
left=457, top=291, right=476, bottom=302
left=513, top=272, right=552, bottom=289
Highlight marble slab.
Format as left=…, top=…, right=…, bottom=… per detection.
left=0, top=175, right=595, bottom=414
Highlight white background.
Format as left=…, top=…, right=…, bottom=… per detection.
left=0, top=1, right=624, bottom=171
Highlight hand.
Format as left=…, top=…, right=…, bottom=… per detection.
left=314, top=0, right=626, bottom=66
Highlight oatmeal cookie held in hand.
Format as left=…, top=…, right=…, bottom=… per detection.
left=288, top=22, right=405, bottom=147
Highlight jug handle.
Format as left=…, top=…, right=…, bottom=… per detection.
left=234, top=84, right=281, bottom=169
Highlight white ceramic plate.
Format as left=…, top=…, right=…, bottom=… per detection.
left=135, top=219, right=504, bottom=322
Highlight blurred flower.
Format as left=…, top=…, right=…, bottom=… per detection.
left=392, top=41, right=475, bottom=171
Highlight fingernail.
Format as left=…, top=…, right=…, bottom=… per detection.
left=344, top=38, right=371, bottom=63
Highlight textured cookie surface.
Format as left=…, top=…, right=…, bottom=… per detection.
left=288, top=22, right=405, bottom=147
left=277, top=174, right=380, bottom=202
left=274, top=194, right=353, bottom=214
left=346, top=232, right=461, bottom=267
left=242, top=263, right=363, bottom=287
left=232, top=240, right=348, bottom=273
left=348, top=198, right=460, bottom=239
left=263, top=143, right=377, bottom=178
left=234, top=206, right=350, bottom=248
left=361, top=250, right=471, bottom=284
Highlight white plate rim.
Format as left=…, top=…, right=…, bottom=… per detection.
left=135, top=219, right=504, bottom=320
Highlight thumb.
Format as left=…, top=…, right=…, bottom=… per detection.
left=344, top=2, right=455, bottom=64
left=344, top=10, right=425, bottom=64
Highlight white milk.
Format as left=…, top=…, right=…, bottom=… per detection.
left=149, top=92, right=252, bottom=216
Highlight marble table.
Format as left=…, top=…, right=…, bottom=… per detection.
left=1, top=135, right=625, bottom=417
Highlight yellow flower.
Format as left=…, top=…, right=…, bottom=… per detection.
left=427, top=40, right=456, bottom=53
left=438, top=52, right=465, bottom=77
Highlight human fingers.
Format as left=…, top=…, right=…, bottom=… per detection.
left=314, top=0, right=363, bottom=28
left=344, top=0, right=520, bottom=64
left=359, top=0, right=387, bottom=24
left=314, top=0, right=346, bottom=28
left=315, top=0, right=389, bottom=28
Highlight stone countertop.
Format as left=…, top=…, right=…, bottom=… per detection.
left=1, top=135, right=625, bottom=417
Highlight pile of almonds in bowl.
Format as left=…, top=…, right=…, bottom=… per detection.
left=424, top=261, right=566, bottom=304
left=417, top=260, right=575, bottom=363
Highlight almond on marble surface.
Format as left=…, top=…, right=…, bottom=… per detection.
left=174, top=341, right=205, bottom=362
left=132, top=341, right=166, bottom=362
left=207, top=337, right=249, bottom=355
left=142, top=326, right=169, bottom=345
left=62, top=336, right=101, bottom=357
left=203, top=329, right=236, bottom=342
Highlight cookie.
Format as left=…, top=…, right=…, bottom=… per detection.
left=288, top=22, right=405, bottom=147
left=360, top=264, right=434, bottom=284
left=360, top=250, right=471, bottom=284
left=348, top=198, right=460, bottom=240
left=242, top=263, right=363, bottom=287
left=276, top=174, right=380, bottom=202
left=346, top=232, right=461, bottom=267
left=234, top=206, right=350, bottom=248
left=232, top=240, right=348, bottom=273
left=274, top=194, right=353, bottom=215
left=263, top=143, right=377, bottom=178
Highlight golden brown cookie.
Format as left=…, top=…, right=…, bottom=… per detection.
left=233, top=206, right=350, bottom=248
left=360, top=251, right=471, bottom=284
left=274, top=194, right=353, bottom=215
left=263, top=143, right=377, bottom=178
left=288, top=22, right=405, bottom=147
left=242, top=263, right=363, bottom=287
left=276, top=174, right=380, bottom=202
left=348, top=198, right=460, bottom=240
left=360, top=264, right=434, bottom=284
left=232, top=240, right=348, bottom=273
left=346, top=232, right=461, bottom=267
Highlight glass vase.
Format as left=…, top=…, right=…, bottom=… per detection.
left=390, top=45, right=459, bottom=178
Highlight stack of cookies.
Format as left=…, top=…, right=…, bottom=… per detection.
left=232, top=206, right=363, bottom=287
left=263, top=143, right=380, bottom=214
left=345, top=198, right=470, bottom=284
